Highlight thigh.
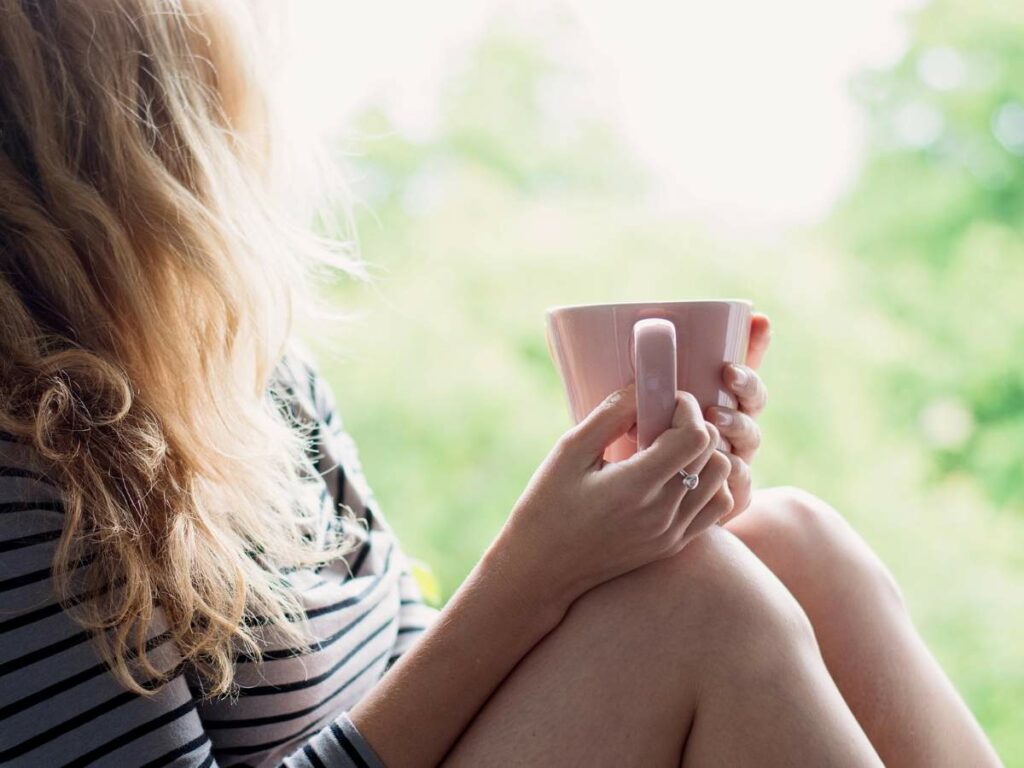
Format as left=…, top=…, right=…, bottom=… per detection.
left=444, top=527, right=880, bottom=768
left=727, top=487, right=1001, bottom=768
left=442, top=549, right=703, bottom=767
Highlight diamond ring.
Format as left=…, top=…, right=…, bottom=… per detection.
left=679, top=470, right=699, bottom=490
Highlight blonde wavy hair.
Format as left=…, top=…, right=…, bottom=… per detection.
left=0, top=0, right=355, bottom=696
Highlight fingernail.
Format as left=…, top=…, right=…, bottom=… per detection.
left=730, top=365, right=749, bottom=387
left=714, top=410, right=733, bottom=427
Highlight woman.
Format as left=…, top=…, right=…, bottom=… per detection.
left=0, top=1, right=1001, bottom=766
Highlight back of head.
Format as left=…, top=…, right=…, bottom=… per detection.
left=0, top=0, right=347, bottom=696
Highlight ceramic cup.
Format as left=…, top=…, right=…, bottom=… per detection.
left=546, top=300, right=752, bottom=462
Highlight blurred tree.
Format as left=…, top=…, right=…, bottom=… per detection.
left=326, top=23, right=653, bottom=592
left=347, top=25, right=643, bottom=225
left=835, top=0, right=1024, bottom=510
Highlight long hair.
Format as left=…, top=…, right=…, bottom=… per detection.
left=0, top=0, right=354, bottom=696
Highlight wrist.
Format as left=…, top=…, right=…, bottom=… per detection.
left=477, top=522, right=575, bottom=637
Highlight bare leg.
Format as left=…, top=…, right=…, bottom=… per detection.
left=444, top=527, right=880, bottom=767
left=727, top=487, right=1002, bottom=768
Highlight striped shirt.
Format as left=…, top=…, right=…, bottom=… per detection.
left=0, top=350, right=436, bottom=766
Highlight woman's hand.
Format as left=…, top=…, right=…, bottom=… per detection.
left=352, top=387, right=729, bottom=767
left=499, top=385, right=733, bottom=615
left=352, top=371, right=733, bottom=768
left=706, top=313, right=771, bottom=520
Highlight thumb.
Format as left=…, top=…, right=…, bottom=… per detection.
left=564, top=383, right=637, bottom=464
left=746, top=313, right=772, bottom=370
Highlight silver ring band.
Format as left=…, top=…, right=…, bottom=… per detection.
left=679, top=469, right=699, bottom=490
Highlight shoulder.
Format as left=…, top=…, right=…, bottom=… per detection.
left=272, top=341, right=344, bottom=434
left=270, top=342, right=382, bottom=511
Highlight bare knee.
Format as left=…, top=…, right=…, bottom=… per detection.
left=731, top=486, right=905, bottom=613
left=568, top=526, right=819, bottom=671
left=444, top=531, right=825, bottom=768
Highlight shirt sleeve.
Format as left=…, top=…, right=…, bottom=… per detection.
left=2, top=350, right=438, bottom=765
left=0, top=461, right=388, bottom=767
left=288, top=345, right=439, bottom=664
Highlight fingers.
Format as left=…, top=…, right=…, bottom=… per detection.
left=645, top=428, right=719, bottom=514
left=619, top=392, right=711, bottom=487
left=721, top=453, right=751, bottom=524
left=682, top=424, right=718, bottom=476
left=563, top=383, right=637, bottom=465
left=723, top=363, right=767, bottom=417
left=672, top=450, right=732, bottom=538
left=723, top=313, right=770, bottom=417
left=746, top=313, right=772, bottom=370
left=685, top=484, right=735, bottom=542
left=706, top=406, right=761, bottom=462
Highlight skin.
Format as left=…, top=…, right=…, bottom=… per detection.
left=728, top=488, right=1003, bottom=767
left=443, top=525, right=880, bottom=767
left=350, top=312, right=1001, bottom=767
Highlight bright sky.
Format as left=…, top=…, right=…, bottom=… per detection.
left=282, top=0, right=925, bottom=232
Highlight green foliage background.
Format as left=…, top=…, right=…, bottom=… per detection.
left=306, top=3, right=1023, bottom=761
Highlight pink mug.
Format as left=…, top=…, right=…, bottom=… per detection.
left=546, top=300, right=752, bottom=462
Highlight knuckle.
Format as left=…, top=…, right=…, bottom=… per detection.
left=738, top=367, right=756, bottom=392
left=591, top=403, right=615, bottom=425
left=733, top=466, right=750, bottom=492
left=713, top=409, right=737, bottom=435
left=731, top=454, right=750, bottom=482
left=736, top=489, right=752, bottom=514
left=683, top=423, right=711, bottom=455
left=665, top=428, right=702, bottom=460
left=555, top=429, right=579, bottom=454
left=678, top=390, right=700, bottom=410
left=704, top=421, right=720, bottom=448
left=718, top=484, right=734, bottom=510
left=673, top=392, right=701, bottom=425
left=707, top=488, right=733, bottom=521
left=708, top=451, right=731, bottom=480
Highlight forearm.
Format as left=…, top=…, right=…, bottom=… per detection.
left=350, top=385, right=723, bottom=766
left=348, top=529, right=569, bottom=767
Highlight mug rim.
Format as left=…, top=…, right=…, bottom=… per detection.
left=546, top=298, right=753, bottom=317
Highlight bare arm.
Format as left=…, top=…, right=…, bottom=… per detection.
left=349, top=386, right=735, bottom=767
left=349, top=528, right=568, bottom=767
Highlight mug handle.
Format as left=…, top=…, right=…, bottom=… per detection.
left=633, top=318, right=678, bottom=451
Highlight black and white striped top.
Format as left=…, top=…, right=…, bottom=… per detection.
left=0, top=350, right=436, bottom=766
